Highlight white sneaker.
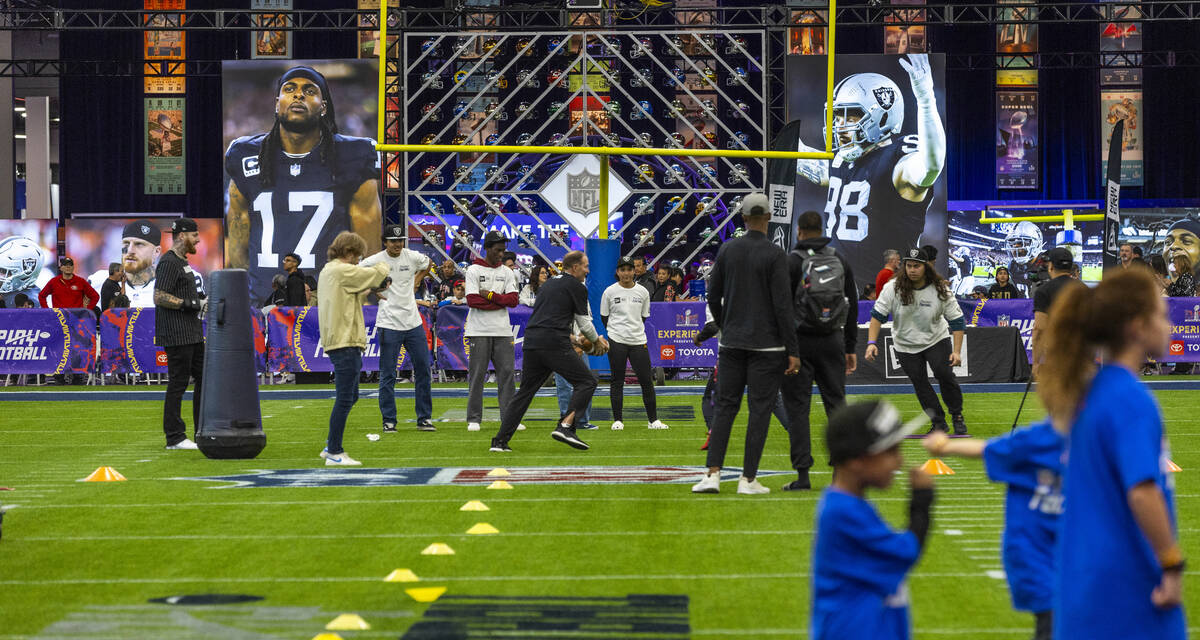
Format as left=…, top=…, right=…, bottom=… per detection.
left=467, top=422, right=481, bottom=432
left=165, top=438, right=198, bottom=450
left=691, top=473, right=720, bottom=494
left=648, top=419, right=670, bottom=430
left=323, top=451, right=362, bottom=466
left=517, top=423, right=527, bottom=431
left=737, top=476, right=770, bottom=495
left=611, top=420, right=625, bottom=431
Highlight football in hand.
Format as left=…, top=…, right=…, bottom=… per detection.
left=577, top=337, right=594, bottom=354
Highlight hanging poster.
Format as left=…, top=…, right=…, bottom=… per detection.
left=789, top=10, right=827, bottom=55
left=251, top=0, right=292, bottom=60
left=1100, top=90, right=1144, bottom=187
left=145, top=97, right=185, bottom=195
left=996, top=0, right=1037, bottom=54
left=884, top=1, right=925, bottom=55
left=143, top=0, right=185, bottom=94
left=996, top=91, right=1039, bottom=189
left=1100, top=3, right=1142, bottom=51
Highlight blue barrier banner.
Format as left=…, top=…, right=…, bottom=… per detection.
left=432, top=303, right=531, bottom=371
left=99, top=308, right=267, bottom=374
left=0, top=308, right=96, bottom=374
left=266, top=306, right=432, bottom=373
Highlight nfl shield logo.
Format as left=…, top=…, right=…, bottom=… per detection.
left=566, top=170, right=600, bottom=216
left=290, top=163, right=302, bottom=177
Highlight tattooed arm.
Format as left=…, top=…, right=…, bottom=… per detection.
left=225, top=179, right=251, bottom=270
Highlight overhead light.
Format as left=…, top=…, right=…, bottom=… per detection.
left=13, top=107, right=25, bottom=112
left=15, top=134, right=26, bottom=139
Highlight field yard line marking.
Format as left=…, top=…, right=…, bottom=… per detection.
left=0, top=571, right=1111, bottom=586
left=9, top=529, right=823, bottom=541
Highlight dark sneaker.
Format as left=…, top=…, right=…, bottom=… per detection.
left=382, top=423, right=397, bottom=433
left=579, top=423, right=599, bottom=431
left=551, top=426, right=590, bottom=450
left=488, top=439, right=512, bottom=452
left=924, top=422, right=949, bottom=437
left=951, top=414, right=968, bottom=437
left=781, top=472, right=811, bottom=491
left=416, top=420, right=437, bottom=432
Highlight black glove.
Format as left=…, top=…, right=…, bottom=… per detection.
left=181, top=298, right=203, bottom=312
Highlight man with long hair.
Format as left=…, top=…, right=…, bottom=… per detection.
left=224, top=65, right=382, bottom=303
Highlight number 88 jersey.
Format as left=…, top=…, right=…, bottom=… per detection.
left=224, top=133, right=379, bottom=299
left=824, top=135, right=932, bottom=270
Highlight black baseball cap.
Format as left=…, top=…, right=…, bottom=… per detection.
left=122, top=219, right=160, bottom=243
left=902, top=247, right=929, bottom=264
left=616, top=256, right=636, bottom=269
left=826, top=400, right=927, bottom=466
left=994, top=265, right=1009, bottom=275
left=170, top=217, right=198, bottom=234
left=384, top=224, right=405, bottom=240
left=59, top=256, right=74, bottom=265
left=483, top=231, right=508, bottom=248
left=1044, top=247, right=1075, bottom=269
left=972, top=285, right=988, bottom=295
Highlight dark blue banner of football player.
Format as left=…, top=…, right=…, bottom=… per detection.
left=786, top=53, right=948, bottom=290
left=222, top=60, right=382, bottom=302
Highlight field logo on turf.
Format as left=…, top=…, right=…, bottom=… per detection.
left=177, top=466, right=789, bottom=489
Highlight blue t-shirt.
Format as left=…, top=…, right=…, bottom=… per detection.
left=812, top=488, right=919, bottom=640
left=1055, top=365, right=1185, bottom=640
left=982, top=420, right=1064, bottom=612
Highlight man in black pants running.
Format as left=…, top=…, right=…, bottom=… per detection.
left=778, top=211, right=859, bottom=491
left=490, top=251, right=610, bottom=452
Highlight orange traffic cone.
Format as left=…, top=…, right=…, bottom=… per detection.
left=81, top=467, right=126, bottom=482
left=918, top=459, right=955, bottom=475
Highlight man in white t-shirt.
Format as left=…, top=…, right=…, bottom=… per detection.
left=464, top=231, right=520, bottom=432
left=360, top=224, right=436, bottom=432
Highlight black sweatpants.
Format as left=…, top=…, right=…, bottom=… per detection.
left=163, top=342, right=204, bottom=446
left=895, top=337, right=963, bottom=425
left=705, top=347, right=787, bottom=479
left=606, top=340, right=656, bottom=422
left=779, top=332, right=847, bottom=472
left=493, top=346, right=597, bottom=446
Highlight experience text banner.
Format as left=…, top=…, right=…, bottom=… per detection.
left=0, top=309, right=96, bottom=375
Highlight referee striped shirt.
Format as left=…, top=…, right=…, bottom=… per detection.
left=154, top=251, right=203, bottom=347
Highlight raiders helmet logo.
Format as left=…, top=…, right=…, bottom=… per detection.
left=873, top=87, right=896, bottom=110
left=141, top=225, right=151, bottom=235
left=242, top=155, right=260, bottom=177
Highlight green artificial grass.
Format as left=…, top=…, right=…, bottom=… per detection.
left=1, top=389, right=1198, bottom=638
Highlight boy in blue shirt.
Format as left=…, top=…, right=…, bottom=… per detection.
left=812, top=400, right=933, bottom=640
left=924, top=421, right=1064, bottom=640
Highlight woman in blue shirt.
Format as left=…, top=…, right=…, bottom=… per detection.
left=1038, top=267, right=1184, bottom=640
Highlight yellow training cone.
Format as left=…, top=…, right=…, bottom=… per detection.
left=460, top=500, right=490, bottom=511
left=81, top=466, right=126, bottom=482
left=919, top=459, right=955, bottom=475
left=1168, top=459, right=1182, bottom=473
left=405, top=586, right=448, bottom=603
left=466, top=522, right=499, bottom=535
left=486, top=468, right=511, bottom=477
left=384, top=569, right=419, bottom=583
left=420, top=542, right=456, bottom=555
left=487, top=480, right=513, bottom=490
left=324, top=613, right=370, bottom=630
left=312, top=634, right=343, bottom=640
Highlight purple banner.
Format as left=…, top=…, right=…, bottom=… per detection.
left=432, top=304, right=531, bottom=371
left=1168, top=297, right=1200, bottom=362
left=266, top=306, right=432, bottom=373
left=645, top=302, right=713, bottom=367
left=962, top=298, right=1034, bottom=362
left=99, top=308, right=267, bottom=374
left=0, top=309, right=96, bottom=374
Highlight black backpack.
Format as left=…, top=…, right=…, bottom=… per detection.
left=790, top=246, right=849, bottom=334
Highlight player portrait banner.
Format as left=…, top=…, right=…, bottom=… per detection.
left=251, top=0, right=292, bottom=60
left=1101, top=90, right=1144, bottom=187
left=785, top=53, right=949, bottom=290
left=0, top=309, right=96, bottom=375
left=98, top=308, right=267, bottom=374
left=143, top=0, right=185, bottom=94
left=145, top=98, right=185, bottom=195
left=996, top=91, right=1039, bottom=189
left=0, top=219, right=57, bottom=308
left=222, top=59, right=382, bottom=304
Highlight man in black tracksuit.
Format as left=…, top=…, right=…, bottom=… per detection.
left=490, top=250, right=609, bottom=452
left=778, top=210, right=859, bottom=491
left=692, top=194, right=801, bottom=496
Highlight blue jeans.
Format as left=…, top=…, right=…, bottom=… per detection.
left=554, top=352, right=591, bottom=425
left=378, top=326, right=433, bottom=424
left=327, top=347, right=362, bottom=455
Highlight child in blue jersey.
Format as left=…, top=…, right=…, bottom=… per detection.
left=1037, top=267, right=1184, bottom=640
left=812, top=400, right=933, bottom=640
left=923, top=421, right=1064, bottom=640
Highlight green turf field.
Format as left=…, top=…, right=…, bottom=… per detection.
left=1, top=387, right=1198, bottom=638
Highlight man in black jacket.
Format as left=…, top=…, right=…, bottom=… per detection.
left=490, top=251, right=610, bottom=452
left=692, top=194, right=800, bottom=496
left=778, top=211, right=859, bottom=491
left=281, top=252, right=308, bottom=306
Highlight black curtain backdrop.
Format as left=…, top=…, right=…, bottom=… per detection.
left=59, top=0, right=1200, bottom=222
